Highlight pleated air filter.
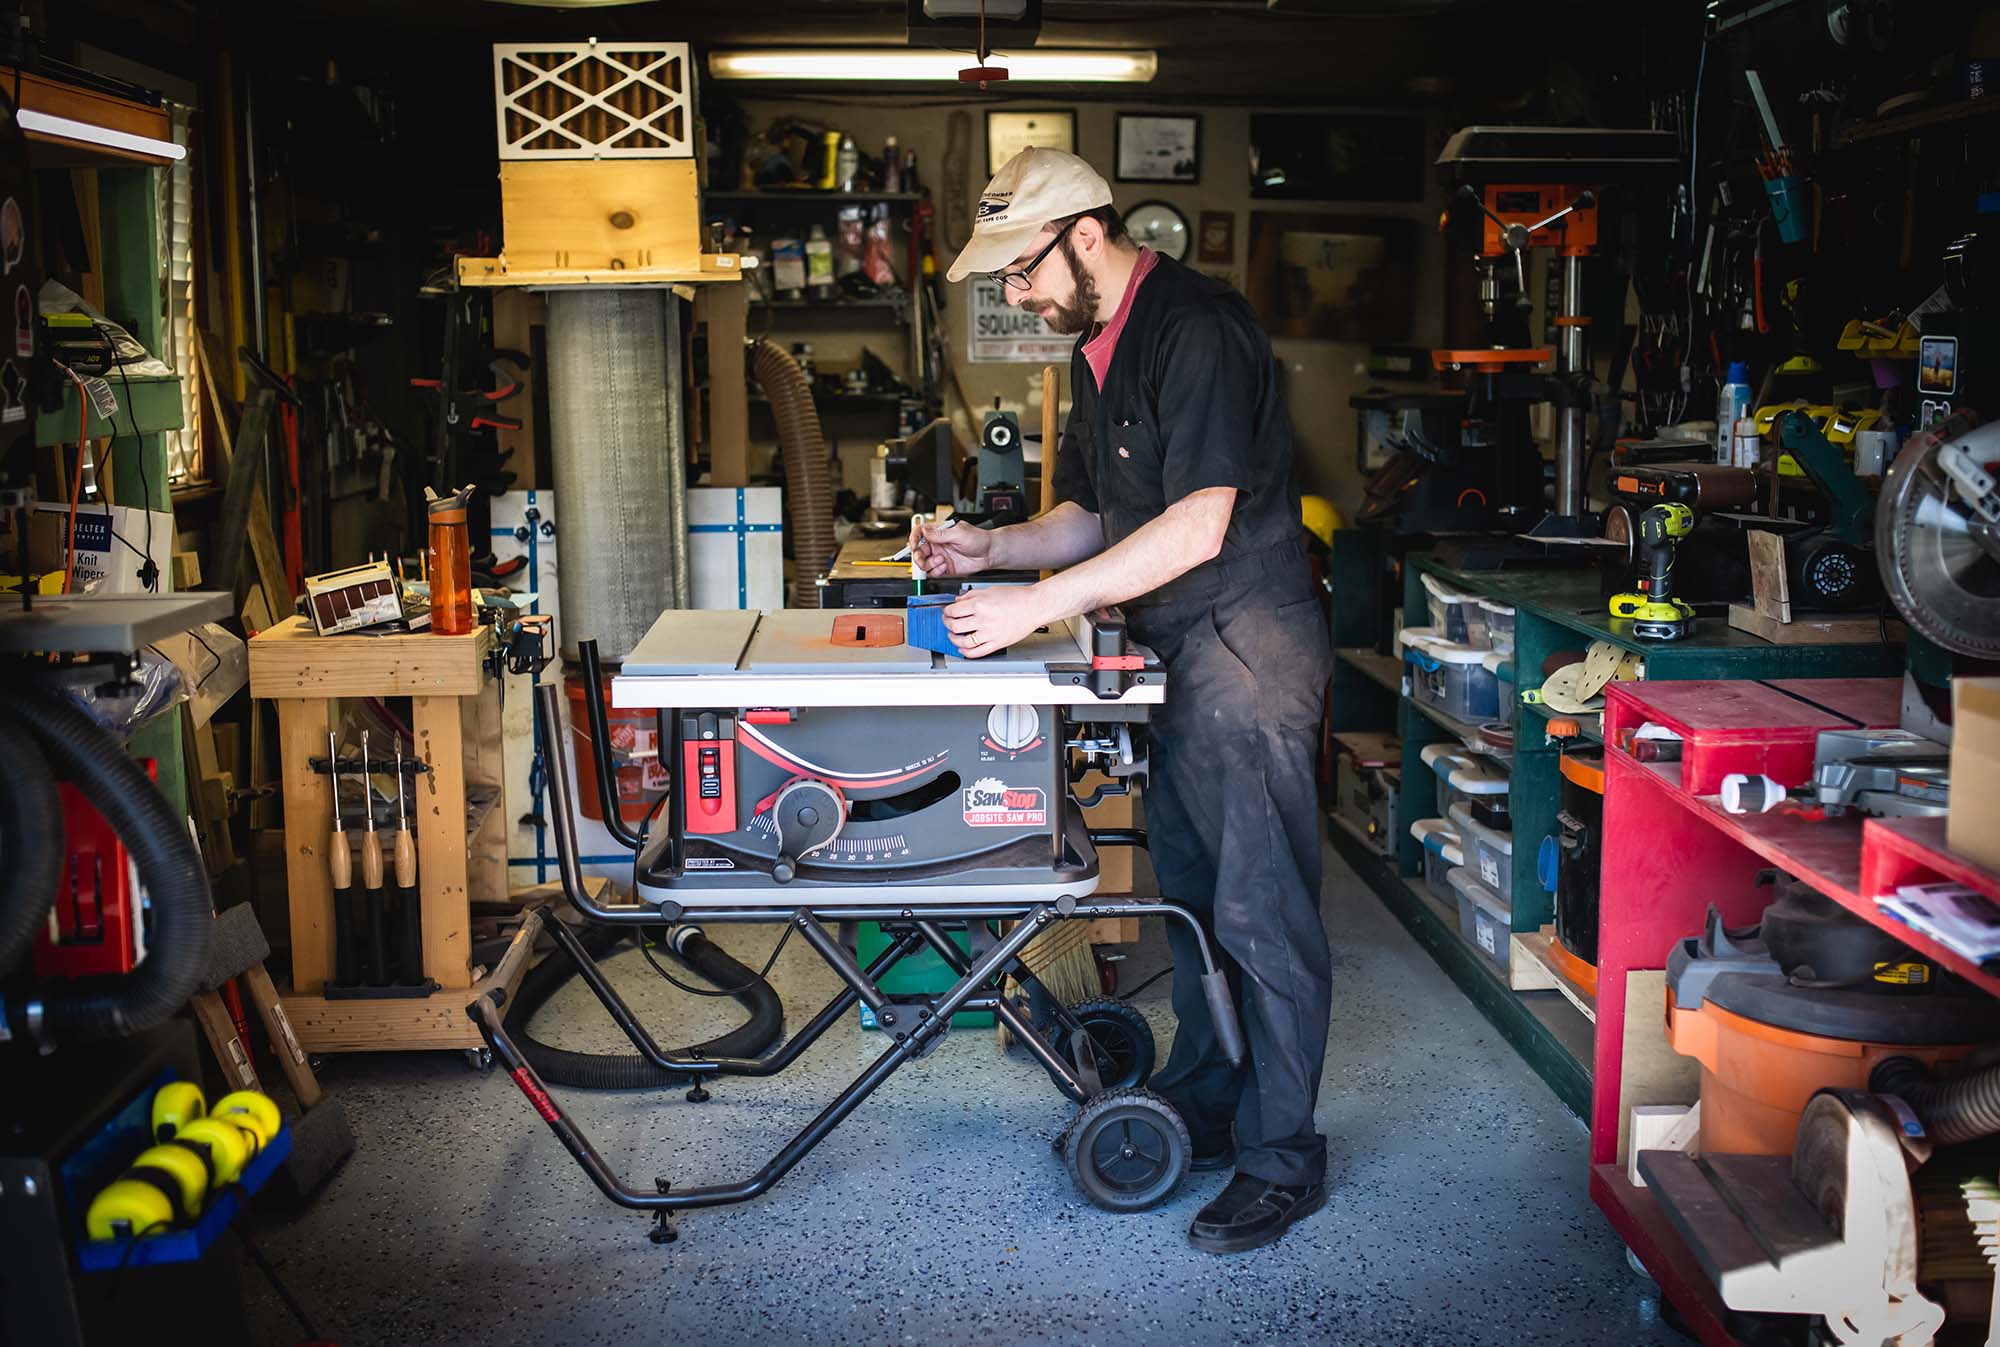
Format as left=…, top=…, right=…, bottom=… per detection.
left=493, top=42, right=692, bottom=160
left=546, top=289, right=689, bottom=662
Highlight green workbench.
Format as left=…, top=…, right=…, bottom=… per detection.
left=1325, top=533, right=1904, bottom=1116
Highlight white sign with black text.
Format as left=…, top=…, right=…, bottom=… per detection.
left=966, top=277, right=1073, bottom=364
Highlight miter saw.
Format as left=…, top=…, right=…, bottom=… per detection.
left=1877, top=410, right=2000, bottom=663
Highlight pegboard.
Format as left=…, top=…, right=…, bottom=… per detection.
left=493, top=41, right=693, bottom=160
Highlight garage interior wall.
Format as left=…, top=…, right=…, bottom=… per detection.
left=730, top=96, right=1450, bottom=520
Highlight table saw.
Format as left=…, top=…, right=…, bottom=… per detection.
left=470, top=606, right=1245, bottom=1240
left=608, top=607, right=1162, bottom=907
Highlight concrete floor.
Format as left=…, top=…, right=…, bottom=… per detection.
left=245, top=845, right=1682, bottom=1347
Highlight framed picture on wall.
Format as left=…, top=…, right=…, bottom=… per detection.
left=1248, top=113, right=1426, bottom=202
left=1244, top=212, right=1419, bottom=341
left=1115, top=113, right=1200, bottom=184
left=986, top=110, right=1077, bottom=175
left=1197, top=211, right=1235, bottom=263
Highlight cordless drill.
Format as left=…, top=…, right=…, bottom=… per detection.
left=1608, top=502, right=1696, bottom=640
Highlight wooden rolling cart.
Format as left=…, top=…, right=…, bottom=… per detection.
left=248, top=616, right=525, bottom=1056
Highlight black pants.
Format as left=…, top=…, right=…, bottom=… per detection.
left=1127, top=579, right=1333, bottom=1186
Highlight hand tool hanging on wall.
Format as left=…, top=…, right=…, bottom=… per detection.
left=360, top=731, right=387, bottom=986
left=328, top=730, right=357, bottom=988
left=394, top=739, right=422, bottom=986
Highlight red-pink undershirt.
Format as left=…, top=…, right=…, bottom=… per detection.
left=1081, top=246, right=1158, bottom=390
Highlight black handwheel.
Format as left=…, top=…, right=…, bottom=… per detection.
left=1064, top=1088, right=1190, bottom=1212
left=1064, top=997, right=1156, bottom=1091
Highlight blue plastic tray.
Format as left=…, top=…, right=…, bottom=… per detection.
left=76, top=1125, right=292, bottom=1272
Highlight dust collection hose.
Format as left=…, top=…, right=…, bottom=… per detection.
left=1871, top=1056, right=2000, bottom=1147
left=0, top=691, right=214, bottom=1046
left=0, top=709, right=62, bottom=978
left=505, top=921, right=783, bottom=1090
left=751, top=340, right=838, bottom=608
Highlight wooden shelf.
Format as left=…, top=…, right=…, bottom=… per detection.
left=1335, top=646, right=1401, bottom=694
left=708, top=189, right=921, bottom=204
left=1842, top=95, right=2000, bottom=144
left=1510, top=927, right=1597, bottom=1023
left=1407, top=693, right=1510, bottom=762
left=752, top=297, right=905, bottom=311
left=35, top=373, right=184, bottom=448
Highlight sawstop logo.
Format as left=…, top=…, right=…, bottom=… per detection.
left=963, top=777, right=1046, bottom=828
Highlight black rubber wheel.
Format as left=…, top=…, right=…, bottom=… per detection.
left=1064, top=1088, right=1190, bottom=1212
left=1064, top=997, right=1156, bottom=1091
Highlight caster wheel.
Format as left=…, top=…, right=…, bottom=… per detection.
left=1054, top=997, right=1156, bottom=1093
left=1064, top=1087, right=1190, bottom=1213
left=465, top=1047, right=493, bottom=1071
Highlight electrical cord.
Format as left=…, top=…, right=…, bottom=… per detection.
left=1119, top=965, right=1173, bottom=1002
left=105, top=330, right=159, bottom=590
left=639, top=921, right=794, bottom=1000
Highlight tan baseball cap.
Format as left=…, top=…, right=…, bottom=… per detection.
left=946, top=146, right=1113, bottom=283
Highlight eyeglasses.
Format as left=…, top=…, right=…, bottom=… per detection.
left=990, top=218, right=1077, bottom=292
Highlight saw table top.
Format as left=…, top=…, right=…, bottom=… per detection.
left=615, top=608, right=1163, bottom=709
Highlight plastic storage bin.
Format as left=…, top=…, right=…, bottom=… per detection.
left=1409, top=818, right=1463, bottom=897
left=1404, top=635, right=1500, bottom=722
left=1419, top=743, right=1473, bottom=817
left=1485, top=652, right=1514, bottom=719
left=1448, top=866, right=1513, bottom=975
left=1479, top=600, right=1516, bottom=656
left=1450, top=800, right=1516, bottom=902
left=1421, top=574, right=1478, bottom=643
left=1446, top=758, right=1512, bottom=831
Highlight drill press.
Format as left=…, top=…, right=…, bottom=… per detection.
left=1608, top=502, right=1697, bottom=640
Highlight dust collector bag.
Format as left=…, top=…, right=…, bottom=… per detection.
left=546, top=288, right=688, bottom=661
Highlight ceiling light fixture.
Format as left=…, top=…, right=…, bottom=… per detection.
left=706, top=49, right=1156, bottom=84
left=17, top=109, right=186, bottom=162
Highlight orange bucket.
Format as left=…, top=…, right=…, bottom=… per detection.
left=563, top=672, right=667, bottom=825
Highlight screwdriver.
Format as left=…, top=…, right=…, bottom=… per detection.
left=361, top=730, right=386, bottom=985
left=328, top=730, right=356, bottom=988
left=393, top=738, right=421, bottom=984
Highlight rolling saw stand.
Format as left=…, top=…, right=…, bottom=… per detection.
left=468, top=608, right=1246, bottom=1242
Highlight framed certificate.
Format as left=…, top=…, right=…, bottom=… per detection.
left=1115, top=113, right=1200, bottom=184
left=986, top=110, right=1077, bottom=175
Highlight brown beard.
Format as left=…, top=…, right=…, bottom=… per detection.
left=1023, top=235, right=1100, bottom=335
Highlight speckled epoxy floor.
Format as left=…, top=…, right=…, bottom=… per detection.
left=245, top=844, right=1680, bottom=1347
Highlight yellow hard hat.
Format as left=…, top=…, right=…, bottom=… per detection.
left=1300, top=494, right=1341, bottom=548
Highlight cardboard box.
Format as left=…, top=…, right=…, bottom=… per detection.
left=25, top=501, right=175, bottom=595
left=1949, top=677, right=2000, bottom=874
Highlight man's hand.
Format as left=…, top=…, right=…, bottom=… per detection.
left=913, top=518, right=997, bottom=579
left=942, top=585, right=1048, bottom=659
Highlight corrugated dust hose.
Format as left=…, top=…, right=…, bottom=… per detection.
left=751, top=340, right=838, bottom=608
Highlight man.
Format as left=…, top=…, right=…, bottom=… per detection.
left=915, top=147, right=1334, bottom=1253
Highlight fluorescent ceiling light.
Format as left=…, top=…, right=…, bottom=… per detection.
left=708, top=49, right=1156, bottom=83
left=18, top=109, right=186, bottom=162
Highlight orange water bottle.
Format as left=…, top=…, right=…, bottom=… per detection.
left=425, top=484, right=476, bottom=636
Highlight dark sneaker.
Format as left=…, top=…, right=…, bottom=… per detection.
left=1187, top=1173, right=1327, bottom=1253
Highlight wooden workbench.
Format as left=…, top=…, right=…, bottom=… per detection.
left=248, top=616, right=514, bottom=1054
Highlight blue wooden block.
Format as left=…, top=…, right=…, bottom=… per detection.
left=905, top=593, right=966, bottom=657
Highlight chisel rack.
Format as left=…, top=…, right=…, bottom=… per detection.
left=249, top=616, right=522, bottom=1055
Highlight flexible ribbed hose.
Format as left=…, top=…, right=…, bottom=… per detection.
left=1871, top=1056, right=2000, bottom=1146
left=504, top=924, right=783, bottom=1089
left=1, top=692, right=213, bottom=1044
left=751, top=340, right=838, bottom=608
left=0, top=711, right=61, bottom=977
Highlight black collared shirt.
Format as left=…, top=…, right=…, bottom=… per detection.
left=1050, top=254, right=1303, bottom=582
